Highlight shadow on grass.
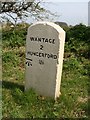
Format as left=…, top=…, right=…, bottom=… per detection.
left=2, top=80, right=24, bottom=92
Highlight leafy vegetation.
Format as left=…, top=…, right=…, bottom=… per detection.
left=1, top=1, right=49, bottom=24
left=2, top=23, right=90, bottom=119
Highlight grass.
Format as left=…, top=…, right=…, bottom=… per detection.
left=2, top=26, right=90, bottom=119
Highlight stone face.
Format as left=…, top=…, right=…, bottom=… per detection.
left=25, top=21, right=65, bottom=99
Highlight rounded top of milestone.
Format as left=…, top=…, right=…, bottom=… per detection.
left=29, top=21, right=65, bottom=33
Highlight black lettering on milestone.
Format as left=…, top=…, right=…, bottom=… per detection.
left=42, top=53, right=44, bottom=57
left=27, top=51, right=29, bottom=55
left=53, top=39, right=55, bottom=44
left=49, top=39, right=52, bottom=43
left=30, top=37, right=34, bottom=41
left=34, top=52, right=38, bottom=56
left=35, top=52, right=37, bottom=56
left=47, top=54, right=50, bottom=58
left=42, top=38, right=45, bottom=42
left=26, top=58, right=32, bottom=66
left=40, top=45, right=43, bottom=50
left=30, top=51, right=33, bottom=56
left=38, top=38, right=41, bottom=42
left=35, top=37, right=37, bottom=41
left=45, top=38, right=48, bottom=43
left=26, top=58, right=32, bottom=61
left=27, top=51, right=33, bottom=56
left=54, top=55, right=57, bottom=59
left=39, top=59, right=44, bottom=65
left=39, top=53, right=42, bottom=57
left=45, top=53, right=47, bottom=57
left=50, top=54, right=53, bottom=58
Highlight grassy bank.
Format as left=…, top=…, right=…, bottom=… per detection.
left=2, top=24, right=90, bottom=119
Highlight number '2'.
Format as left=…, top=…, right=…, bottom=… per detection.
left=40, top=45, right=43, bottom=50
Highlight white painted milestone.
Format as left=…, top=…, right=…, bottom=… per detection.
left=25, top=21, right=65, bottom=99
